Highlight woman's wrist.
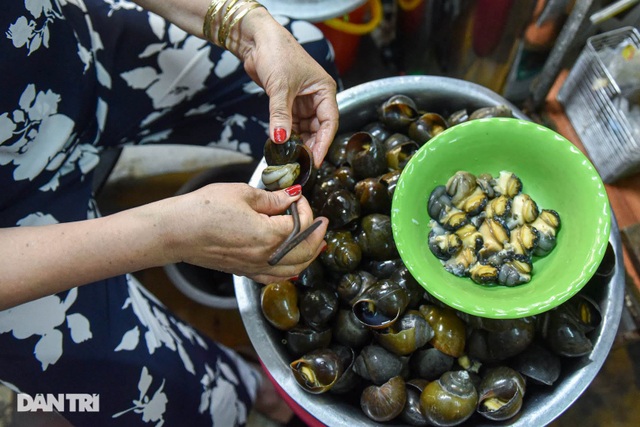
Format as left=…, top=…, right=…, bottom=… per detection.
left=202, top=0, right=271, bottom=58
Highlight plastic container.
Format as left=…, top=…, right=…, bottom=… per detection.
left=558, top=26, right=640, bottom=183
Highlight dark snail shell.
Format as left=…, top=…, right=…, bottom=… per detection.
left=380, top=169, right=402, bottom=198
left=365, top=258, right=405, bottom=279
left=361, top=376, right=407, bottom=422
left=408, top=112, right=447, bottom=144
left=384, top=132, right=415, bottom=152
left=319, top=230, right=362, bottom=274
left=316, top=160, right=336, bottom=182
left=447, top=109, right=469, bottom=126
left=289, top=348, right=344, bottom=394
left=354, top=177, right=391, bottom=215
left=378, top=94, right=419, bottom=132
left=320, top=188, right=361, bottom=229
left=363, top=121, right=393, bottom=145
left=390, top=266, right=427, bottom=309
left=260, top=280, right=299, bottom=331
left=297, top=259, right=325, bottom=289
left=419, top=370, right=478, bottom=427
left=374, top=312, right=434, bottom=356
left=332, top=165, right=358, bottom=192
left=512, top=342, right=561, bottom=386
left=400, top=379, right=430, bottom=426
left=539, top=293, right=601, bottom=357
left=419, top=305, right=466, bottom=358
left=326, top=132, right=352, bottom=166
left=477, top=366, right=526, bottom=421
left=311, top=175, right=347, bottom=212
left=353, top=344, right=407, bottom=386
left=410, top=346, right=455, bottom=381
left=386, top=139, right=420, bottom=171
left=299, top=283, right=339, bottom=330
left=332, top=308, right=373, bottom=350
left=353, top=279, right=410, bottom=329
left=354, top=213, right=398, bottom=261
left=329, top=344, right=361, bottom=394
left=285, top=325, right=332, bottom=358
left=345, top=131, right=388, bottom=180
left=337, top=270, right=377, bottom=306
left=467, top=317, right=536, bottom=363
left=468, top=104, right=513, bottom=120
left=263, top=133, right=301, bottom=165
left=263, top=134, right=316, bottom=191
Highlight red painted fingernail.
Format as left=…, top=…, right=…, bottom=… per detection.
left=274, top=127, right=287, bottom=143
left=289, top=276, right=299, bottom=282
left=284, top=184, right=302, bottom=197
left=320, top=242, right=328, bottom=253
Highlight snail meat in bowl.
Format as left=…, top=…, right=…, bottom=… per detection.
left=392, top=118, right=611, bottom=319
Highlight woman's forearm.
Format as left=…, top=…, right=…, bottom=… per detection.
left=131, top=0, right=273, bottom=59
left=132, top=0, right=210, bottom=38
left=0, top=201, right=175, bottom=310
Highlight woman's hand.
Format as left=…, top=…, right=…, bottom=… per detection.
left=0, top=183, right=327, bottom=309
left=162, top=182, right=328, bottom=284
left=130, top=1, right=339, bottom=166
left=234, top=8, right=339, bottom=167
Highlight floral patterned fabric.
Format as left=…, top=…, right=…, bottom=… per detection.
left=0, top=1, right=338, bottom=425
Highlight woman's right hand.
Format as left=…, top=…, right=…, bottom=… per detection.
left=160, top=182, right=328, bottom=285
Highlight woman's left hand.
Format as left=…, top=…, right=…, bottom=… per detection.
left=235, top=8, right=339, bottom=167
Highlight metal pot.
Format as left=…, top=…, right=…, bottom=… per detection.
left=234, top=76, right=625, bottom=426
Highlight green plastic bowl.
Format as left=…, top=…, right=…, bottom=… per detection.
left=391, top=118, right=611, bottom=319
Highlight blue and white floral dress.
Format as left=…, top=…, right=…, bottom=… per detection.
left=0, top=1, right=337, bottom=425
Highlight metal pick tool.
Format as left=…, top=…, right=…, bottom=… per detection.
left=268, top=201, right=323, bottom=266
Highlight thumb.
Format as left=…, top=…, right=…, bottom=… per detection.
left=252, top=184, right=302, bottom=215
left=268, top=89, right=293, bottom=144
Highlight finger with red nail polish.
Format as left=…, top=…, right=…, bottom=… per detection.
left=273, top=127, right=287, bottom=143
left=284, top=184, right=302, bottom=197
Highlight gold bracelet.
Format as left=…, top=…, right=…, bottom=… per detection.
left=217, top=0, right=243, bottom=49
left=224, top=2, right=264, bottom=48
left=219, top=1, right=265, bottom=50
left=202, top=0, right=226, bottom=45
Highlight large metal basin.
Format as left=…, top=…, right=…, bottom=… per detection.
left=234, top=76, right=625, bottom=426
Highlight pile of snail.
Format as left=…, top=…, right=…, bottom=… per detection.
left=428, top=170, right=561, bottom=286
left=258, top=95, right=605, bottom=425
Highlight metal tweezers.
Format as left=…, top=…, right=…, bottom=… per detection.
left=268, top=201, right=323, bottom=266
